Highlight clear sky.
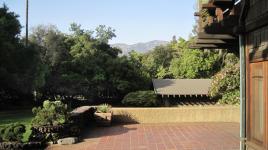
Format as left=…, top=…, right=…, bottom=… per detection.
left=0, top=0, right=197, bottom=44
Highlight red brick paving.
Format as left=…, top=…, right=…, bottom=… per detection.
left=47, top=123, right=240, bottom=150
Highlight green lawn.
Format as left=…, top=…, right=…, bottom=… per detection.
left=0, top=110, right=33, bottom=142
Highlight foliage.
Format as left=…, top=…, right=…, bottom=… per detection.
left=0, top=4, right=230, bottom=107
left=0, top=110, right=33, bottom=142
left=28, top=23, right=148, bottom=102
left=133, top=37, right=221, bottom=80
left=0, top=5, right=43, bottom=106
left=219, top=89, right=240, bottom=105
left=200, top=9, right=210, bottom=27
left=95, top=25, right=116, bottom=43
left=96, top=104, right=111, bottom=113
left=31, top=100, right=69, bottom=126
left=30, top=25, right=69, bottom=67
left=139, top=44, right=176, bottom=78
left=169, top=49, right=220, bottom=79
left=0, top=123, right=26, bottom=142
left=122, top=91, right=160, bottom=107
left=209, top=63, right=240, bottom=98
left=209, top=53, right=240, bottom=105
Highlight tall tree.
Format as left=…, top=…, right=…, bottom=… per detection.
left=95, top=25, right=116, bottom=43
left=25, top=0, right=29, bottom=47
left=0, top=5, right=42, bottom=107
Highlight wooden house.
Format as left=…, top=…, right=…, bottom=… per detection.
left=192, top=0, right=268, bottom=149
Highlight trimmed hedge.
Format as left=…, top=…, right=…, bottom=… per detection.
left=0, top=123, right=26, bottom=142
left=122, top=91, right=161, bottom=107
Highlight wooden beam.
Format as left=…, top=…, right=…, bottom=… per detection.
left=191, top=44, right=221, bottom=48
left=212, top=0, right=235, bottom=10
left=198, top=32, right=237, bottom=39
left=189, top=43, right=238, bottom=49
left=194, top=12, right=200, bottom=17
left=213, top=0, right=234, bottom=5
left=202, top=3, right=216, bottom=9
left=196, top=39, right=233, bottom=44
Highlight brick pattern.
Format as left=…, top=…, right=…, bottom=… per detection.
left=47, top=123, right=240, bottom=150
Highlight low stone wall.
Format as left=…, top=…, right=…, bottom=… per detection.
left=112, top=106, right=240, bottom=123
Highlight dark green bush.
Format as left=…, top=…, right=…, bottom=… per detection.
left=31, top=100, right=69, bottom=126
left=0, top=123, right=26, bottom=142
left=122, top=91, right=160, bottom=107
left=219, top=90, right=240, bottom=105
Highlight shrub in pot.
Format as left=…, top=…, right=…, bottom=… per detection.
left=94, top=104, right=112, bottom=126
left=31, top=100, right=70, bottom=143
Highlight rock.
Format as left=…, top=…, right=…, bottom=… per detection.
left=57, top=137, right=78, bottom=145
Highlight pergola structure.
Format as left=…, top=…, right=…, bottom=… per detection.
left=190, top=0, right=240, bottom=51
left=192, top=0, right=268, bottom=149
left=152, top=79, right=212, bottom=98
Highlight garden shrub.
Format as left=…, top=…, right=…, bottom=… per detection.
left=219, top=89, right=240, bottom=105
left=210, top=63, right=240, bottom=97
left=209, top=60, right=240, bottom=105
left=0, top=123, right=26, bottom=142
left=31, top=100, right=69, bottom=126
left=122, top=91, right=160, bottom=107
left=30, top=100, right=71, bottom=143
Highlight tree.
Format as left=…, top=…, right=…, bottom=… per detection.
left=152, top=45, right=175, bottom=68
left=169, top=49, right=219, bottom=79
left=95, top=25, right=116, bottom=43
left=172, top=35, right=177, bottom=44
left=0, top=5, right=42, bottom=107
left=137, top=44, right=177, bottom=79
left=27, top=23, right=150, bottom=103
left=30, top=25, right=70, bottom=67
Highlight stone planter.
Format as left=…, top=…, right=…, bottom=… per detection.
left=94, top=112, right=112, bottom=126
left=0, top=141, right=44, bottom=150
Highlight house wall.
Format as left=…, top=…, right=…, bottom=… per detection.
left=245, top=1, right=268, bottom=148
left=112, top=106, right=240, bottom=124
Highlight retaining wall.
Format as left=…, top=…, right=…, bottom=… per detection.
left=112, top=106, right=240, bottom=123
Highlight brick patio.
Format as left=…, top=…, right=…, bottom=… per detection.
left=47, top=123, right=240, bottom=150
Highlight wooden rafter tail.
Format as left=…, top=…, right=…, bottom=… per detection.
left=196, top=39, right=235, bottom=44
left=197, top=32, right=237, bottom=39
left=202, top=3, right=216, bottom=9
left=194, top=12, right=201, bottom=17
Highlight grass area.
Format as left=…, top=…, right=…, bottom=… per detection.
left=0, top=110, right=33, bottom=142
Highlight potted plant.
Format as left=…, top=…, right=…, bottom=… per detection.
left=94, top=104, right=112, bottom=126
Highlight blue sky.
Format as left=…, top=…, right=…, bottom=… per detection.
left=0, top=0, right=197, bottom=44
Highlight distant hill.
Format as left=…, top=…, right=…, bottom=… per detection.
left=111, top=40, right=169, bottom=55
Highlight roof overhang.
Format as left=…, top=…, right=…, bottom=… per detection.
left=152, top=79, right=212, bottom=97
left=197, top=32, right=237, bottom=40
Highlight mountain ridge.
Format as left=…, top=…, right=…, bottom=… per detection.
left=111, top=40, right=169, bottom=55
